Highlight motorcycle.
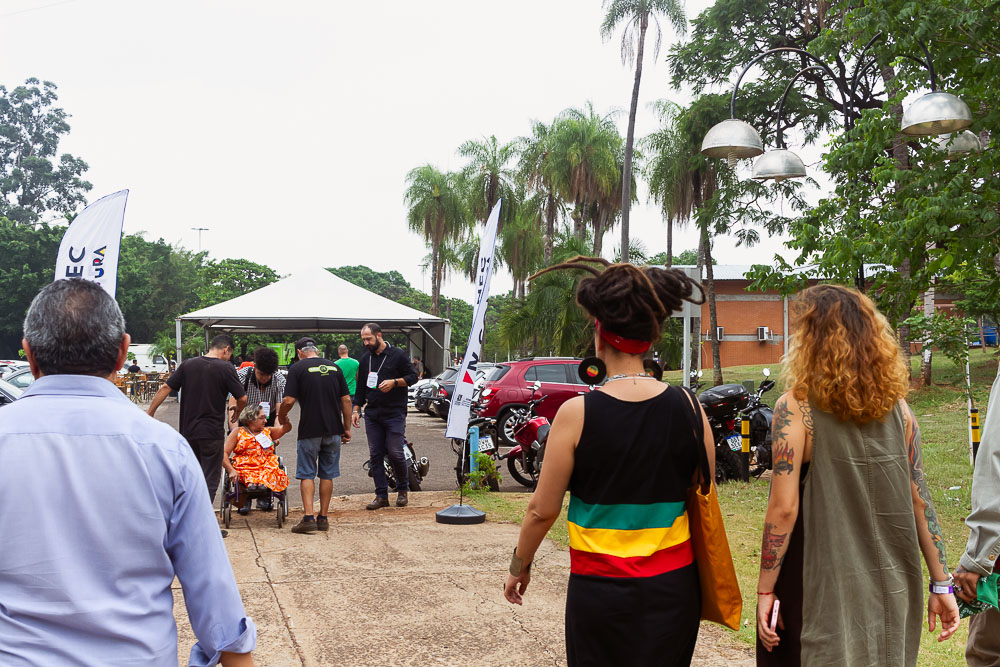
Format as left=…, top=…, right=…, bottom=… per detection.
left=453, top=411, right=502, bottom=491
left=363, top=438, right=429, bottom=492
left=697, top=369, right=775, bottom=483
left=744, top=369, right=776, bottom=478
left=500, top=382, right=550, bottom=489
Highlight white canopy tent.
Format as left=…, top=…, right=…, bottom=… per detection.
left=176, top=266, right=451, bottom=370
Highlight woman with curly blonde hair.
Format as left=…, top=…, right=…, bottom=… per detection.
left=755, top=285, right=959, bottom=665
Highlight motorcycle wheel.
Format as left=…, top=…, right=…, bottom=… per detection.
left=715, top=445, right=742, bottom=484
left=407, top=467, right=422, bottom=492
left=507, top=454, right=537, bottom=489
left=497, top=406, right=528, bottom=447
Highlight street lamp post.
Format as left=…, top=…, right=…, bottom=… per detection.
left=701, top=34, right=976, bottom=180
left=191, top=227, right=209, bottom=252
left=700, top=35, right=978, bottom=289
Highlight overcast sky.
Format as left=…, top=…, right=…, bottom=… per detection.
left=3, top=0, right=824, bottom=303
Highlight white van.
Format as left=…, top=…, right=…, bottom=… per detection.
left=126, top=344, right=169, bottom=374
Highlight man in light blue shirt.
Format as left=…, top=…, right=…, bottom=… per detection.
left=0, top=279, right=256, bottom=666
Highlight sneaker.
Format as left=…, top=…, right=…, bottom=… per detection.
left=238, top=506, right=250, bottom=516
left=396, top=491, right=408, bottom=507
left=257, top=498, right=273, bottom=511
left=221, top=529, right=229, bottom=538
left=316, top=515, right=329, bottom=531
left=291, top=517, right=317, bottom=534
left=366, top=496, right=390, bottom=510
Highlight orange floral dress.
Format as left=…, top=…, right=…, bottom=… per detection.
left=230, top=427, right=288, bottom=492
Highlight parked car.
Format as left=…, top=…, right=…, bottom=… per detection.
left=0, top=360, right=29, bottom=377
left=431, top=363, right=499, bottom=420
left=475, top=357, right=589, bottom=445
left=408, top=377, right=433, bottom=404
left=415, top=367, right=457, bottom=414
left=3, top=367, right=33, bottom=391
left=0, top=377, right=22, bottom=404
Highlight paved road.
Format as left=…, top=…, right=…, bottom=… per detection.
left=150, top=399, right=531, bottom=511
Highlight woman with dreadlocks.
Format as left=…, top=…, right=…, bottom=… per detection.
left=503, top=257, right=716, bottom=666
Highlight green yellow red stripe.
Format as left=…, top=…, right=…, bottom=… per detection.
left=568, top=513, right=690, bottom=558
left=570, top=541, right=693, bottom=578
left=567, top=497, right=685, bottom=530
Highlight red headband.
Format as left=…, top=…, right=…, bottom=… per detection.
left=595, top=319, right=652, bottom=354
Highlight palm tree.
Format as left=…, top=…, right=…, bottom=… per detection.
left=643, top=99, right=689, bottom=268
left=458, top=135, right=519, bottom=230
left=642, top=99, right=724, bottom=385
left=518, top=120, right=564, bottom=262
left=601, top=0, right=687, bottom=261
left=404, top=165, right=469, bottom=316
left=547, top=104, right=622, bottom=252
left=500, top=197, right=545, bottom=299
left=500, top=229, right=593, bottom=356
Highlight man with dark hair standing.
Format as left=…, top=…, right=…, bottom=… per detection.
left=149, top=333, right=247, bottom=513
left=232, top=346, right=285, bottom=429
left=353, top=322, right=417, bottom=510
left=0, top=280, right=255, bottom=665
left=278, top=337, right=352, bottom=534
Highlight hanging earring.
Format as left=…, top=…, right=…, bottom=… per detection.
left=578, top=357, right=607, bottom=385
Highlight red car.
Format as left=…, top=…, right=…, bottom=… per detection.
left=475, top=357, right=588, bottom=446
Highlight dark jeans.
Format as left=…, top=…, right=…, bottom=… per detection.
left=365, top=412, right=407, bottom=497
left=185, top=437, right=224, bottom=504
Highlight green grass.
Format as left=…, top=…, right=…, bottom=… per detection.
left=471, top=348, right=999, bottom=664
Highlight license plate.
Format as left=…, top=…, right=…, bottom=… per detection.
left=727, top=434, right=742, bottom=451
left=478, top=436, right=494, bottom=452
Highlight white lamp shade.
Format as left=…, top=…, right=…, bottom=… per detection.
left=751, top=149, right=807, bottom=181
left=901, top=92, right=973, bottom=136
left=933, top=130, right=983, bottom=158
left=701, top=119, right=764, bottom=160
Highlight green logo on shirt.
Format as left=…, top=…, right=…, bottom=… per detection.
left=308, top=365, right=340, bottom=376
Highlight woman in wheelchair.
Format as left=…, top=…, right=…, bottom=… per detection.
left=223, top=404, right=291, bottom=515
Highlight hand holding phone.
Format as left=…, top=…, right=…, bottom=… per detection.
left=769, top=599, right=781, bottom=632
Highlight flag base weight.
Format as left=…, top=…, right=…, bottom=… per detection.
left=435, top=504, right=486, bottom=525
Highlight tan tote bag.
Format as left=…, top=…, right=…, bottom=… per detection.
left=683, top=386, right=743, bottom=630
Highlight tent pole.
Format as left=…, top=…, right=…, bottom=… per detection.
left=175, top=319, right=183, bottom=364
left=204, top=327, right=210, bottom=353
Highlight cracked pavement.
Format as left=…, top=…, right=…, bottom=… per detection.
left=173, top=491, right=754, bottom=666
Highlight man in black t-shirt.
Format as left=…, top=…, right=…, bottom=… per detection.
left=148, top=334, right=247, bottom=507
left=278, top=337, right=352, bottom=534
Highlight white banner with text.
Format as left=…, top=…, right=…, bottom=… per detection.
left=55, top=189, right=129, bottom=298
left=445, top=199, right=502, bottom=440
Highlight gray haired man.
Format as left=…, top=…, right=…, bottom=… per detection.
left=0, top=280, right=254, bottom=665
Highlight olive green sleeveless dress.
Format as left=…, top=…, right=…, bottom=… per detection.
left=761, top=402, right=924, bottom=666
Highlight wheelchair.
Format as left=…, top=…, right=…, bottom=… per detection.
left=220, top=452, right=290, bottom=528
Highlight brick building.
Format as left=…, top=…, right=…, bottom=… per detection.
left=678, top=265, right=817, bottom=369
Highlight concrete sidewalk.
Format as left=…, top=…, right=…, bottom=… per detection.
left=173, top=492, right=754, bottom=666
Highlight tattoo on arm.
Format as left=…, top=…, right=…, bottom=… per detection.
left=761, top=521, right=788, bottom=570
left=799, top=399, right=814, bottom=437
left=907, top=406, right=948, bottom=571
left=772, top=400, right=794, bottom=475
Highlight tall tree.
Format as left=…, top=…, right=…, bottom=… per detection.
left=197, top=258, right=280, bottom=307
left=518, top=120, right=564, bottom=261
left=499, top=197, right=545, bottom=299
left=404, top=165, right=469, bottom=316
left=601, top=0, right=687, bottom=261
left=0, top=78, right=92, bottom=225
left=458, top=135, right=519, bottom=229
left=547, top=103, right=622, bottom=252
left=643, top=99, right=690, bottom=267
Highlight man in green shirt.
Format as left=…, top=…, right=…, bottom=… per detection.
left=334, top=344, right=359, bottom=397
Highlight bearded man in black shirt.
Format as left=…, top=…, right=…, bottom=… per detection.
left=352, top=323, right=417, bottom=510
